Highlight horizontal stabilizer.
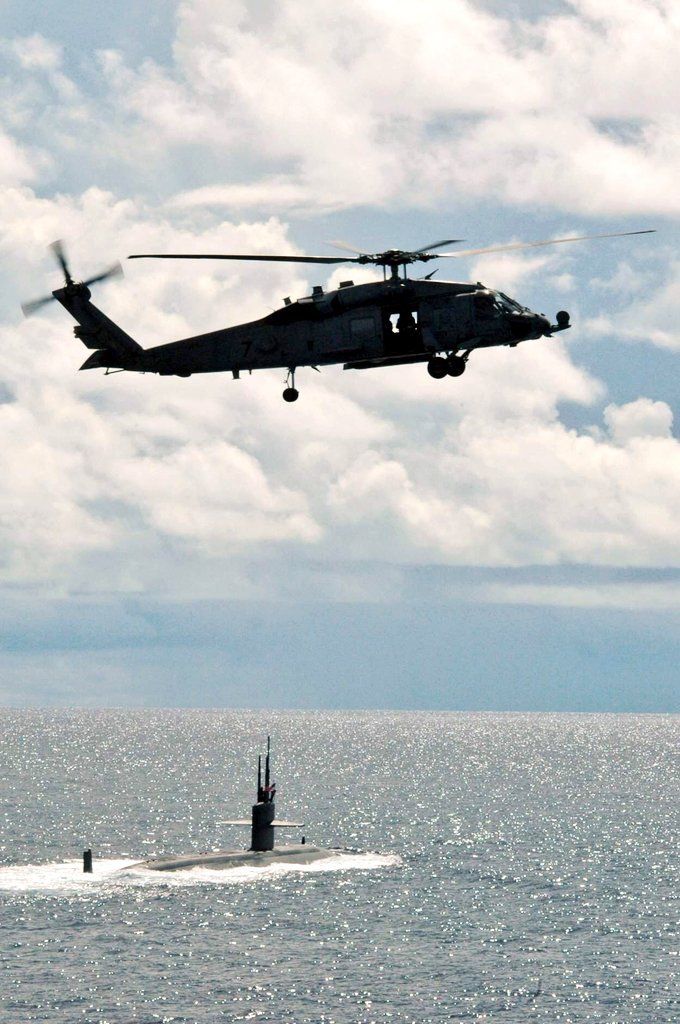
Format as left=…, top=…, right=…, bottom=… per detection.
left=80, top=350, right=115, bottom=370
left=218, top=819, right=304, bottom=827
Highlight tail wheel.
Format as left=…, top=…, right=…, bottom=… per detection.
left=283, top=367, right=299, bottom=402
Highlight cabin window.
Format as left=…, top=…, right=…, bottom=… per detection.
left=383, top=306, right=423, bottom=354
left=386, top=308, right=418, bottom=335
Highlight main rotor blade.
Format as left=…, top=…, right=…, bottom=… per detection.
left=435, top=229, right=655, bottom=260
left=128, top=252, right=357, bottom=265
left=326, top=239, right=365, bottom=254
left=412, top=238, right=464, bottom=254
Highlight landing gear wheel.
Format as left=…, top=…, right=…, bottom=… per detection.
left=446, top=355, right=466, bottom=377
left=282, top=387, right=299, bottom=403
left=427, top=356, right=448, bottom=379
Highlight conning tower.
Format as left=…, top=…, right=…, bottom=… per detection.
left=252, top=736, right=277, bottom=851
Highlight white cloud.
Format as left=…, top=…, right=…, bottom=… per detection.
left=0, top=130, right=38, bottom=186
left=468, top=251, right=556, bottom=296
left=439, top=113, right=680, bottom=215
left=53, top=0, right=677, bottom=215
left=97, top=48, right=227, bottom=146
left=540, top=0, right=680, bottom=118
left=585, top=259, right=680, bottom=351
left=482, top=579, right=680, bottom=610
left=169, top=179, right=309, bottom=212
left=0, top=34, right=84, bottom=173
left=6, top=34, right=62, bottom=72
left=114, top=440, right=322, bottom=549
left=604, top=398, right=673, bottom=444
left=0, top=388, right=117, bottom=583
left=325, top=397, right=680, bottom=568
left=2, top=3, right=679, bottom=223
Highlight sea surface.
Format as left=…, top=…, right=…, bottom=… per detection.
left=0, top=710, right=677, bottom=1023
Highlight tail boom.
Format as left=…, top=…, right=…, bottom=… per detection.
left=54, top=285, right=143, bottom=369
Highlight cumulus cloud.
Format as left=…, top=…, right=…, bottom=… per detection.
left=3, top=3, right=680, bottom=223
left=112, top=440, right=321, bottom=549
left=0, top=130, right=38, bottom=187
left=6, top=34, right=63, bottom=72
left=604, top=398, right=674, bottom=444
left=169, top=179, right=309, bottom=212
left=0, top=387, right=117, bottom=583
left=58, top=0, right=679, bottom=215
left=0, top=34, right=83, bottom=157
left=326, top=393, right=680, bottom=568
left=587, top=260, right=680, bottom=351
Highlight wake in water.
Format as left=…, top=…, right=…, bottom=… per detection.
left=0, top=851, right=400, bottom=893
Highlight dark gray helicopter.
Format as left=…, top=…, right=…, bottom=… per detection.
left=22, top=231, right=653, bottom=402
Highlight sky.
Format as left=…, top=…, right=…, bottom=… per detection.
left=0, top=0, right=678, bottom=710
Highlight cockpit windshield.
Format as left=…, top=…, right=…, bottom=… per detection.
left=496, top=292, right=527, bottom=313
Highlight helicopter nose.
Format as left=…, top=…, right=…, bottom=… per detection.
left=508, top=312, right=550, bottom=341
left=526, top=313, right=552, bottom=338
left=536, top=314, right=552, bottom=336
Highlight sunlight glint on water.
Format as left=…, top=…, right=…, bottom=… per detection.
left=1, top=710, right=677, bottom=1023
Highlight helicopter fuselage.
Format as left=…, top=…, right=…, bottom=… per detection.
left=62, top=277, right=563, bottom=386
left=24, top=228, right=653, bottom=400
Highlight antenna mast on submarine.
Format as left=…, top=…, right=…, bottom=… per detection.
left=264, top=735, right=272, bottom=801
left=251, top=735, right=276, bottom=851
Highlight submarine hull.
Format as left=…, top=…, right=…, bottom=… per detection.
left=126, top=843, right=336, bottom=872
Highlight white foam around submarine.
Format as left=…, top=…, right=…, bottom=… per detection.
left=0, top=851, right=400, bottom=893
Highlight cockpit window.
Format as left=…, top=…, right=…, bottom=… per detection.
left=498, top=292, right=527, bottom=312
left=473, top=291, right=498, bottom=317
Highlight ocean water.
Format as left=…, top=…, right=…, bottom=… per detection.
left=0, top=710, right=677, bottom=1023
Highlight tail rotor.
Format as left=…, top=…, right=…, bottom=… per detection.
left=21, top=240, right=123, bottom=317
left=49, top=239, right=75, bottom=288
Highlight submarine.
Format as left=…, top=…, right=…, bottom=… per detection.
left=125, top=738, right=337, bottom=872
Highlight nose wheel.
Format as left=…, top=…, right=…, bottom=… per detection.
left=283, top=368, right=299, bottom=402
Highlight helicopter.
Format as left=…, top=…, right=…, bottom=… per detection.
left=22, top=230, right=653, bottom=402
